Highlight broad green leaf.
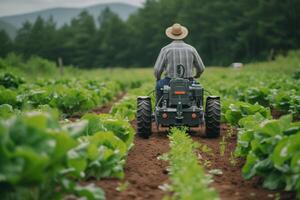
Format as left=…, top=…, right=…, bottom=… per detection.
left=67, top=142, right=89, bottom=174
left=73, top=184, right=105, bottom=200
left=242, top=152, right=258, bottom=179
left=271, top=137, right=289, bottom=167
left=63, top=120, right=88, bottom=138
left=262, top=171, right=285, bottom=190
left=88, top=131, right=127, bottom=156
left=291, top=152, right=300, bottom=173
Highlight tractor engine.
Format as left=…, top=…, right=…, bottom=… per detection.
left=155, top=78, right=204, bottom=127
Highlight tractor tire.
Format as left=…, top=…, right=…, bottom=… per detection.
left=205, top=96, right=221, bottom=138
left=137, top=96, right=152, bottom=139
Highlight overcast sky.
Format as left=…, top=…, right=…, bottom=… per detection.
left=0, top=0, right=145, bottom=17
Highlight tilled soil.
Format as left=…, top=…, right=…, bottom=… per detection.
left=92, top=122, right=170, bottom=200
left=271, top=108, right=300, bottom=121
left=81, top=94, right=169, bottom=200
left=92, top=122, right=296, bottom=200
left=194, top=124, right=296, bottom=200
left=79, top=94, right=296, bottom=200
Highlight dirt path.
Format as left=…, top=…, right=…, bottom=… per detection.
left=80, top=93, right=169, bottom=200
left=94, top=122, right=169, bottom=200
left=194, top=124, right=296, bottom=200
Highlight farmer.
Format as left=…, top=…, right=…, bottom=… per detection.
left=154, top=23, right=205, bottom=102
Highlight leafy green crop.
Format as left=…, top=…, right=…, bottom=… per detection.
left=0, top=111, right=105, bottom=200
left=235, top=114, right=300, bottom=196
left=0, top=87, right=18, bottom=106
left=293, top=69, right=300, bottom=80
left=0, top=73, right=25, bottom=89
left=110, top=83, right=153, bottom=121
left=82, top=113, right=134, bottom=147
left=63, top=113, right=135, bottom=179
left=111, top=95, right=136, bottom=120
left=223, top=100, right=271, bottom=126
left=0, top=104, right=18, bottom=119
left=0, top=109, right=135, bottom=199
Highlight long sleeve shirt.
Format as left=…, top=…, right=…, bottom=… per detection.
left=154, top=40, right=205, bottom=80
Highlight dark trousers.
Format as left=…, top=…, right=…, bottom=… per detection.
left=156, top=77, right=171, bottom=105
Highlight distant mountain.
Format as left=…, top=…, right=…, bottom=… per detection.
left=0, top=20, right=17, bottom=39
left=0, top=2, right=138, bottom=29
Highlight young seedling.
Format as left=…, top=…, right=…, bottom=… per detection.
left=203, top=160, right=212, bottom=167
left=116, top=181, right=130, bottom=192
left=229, top=152, right=237, bottom=166
left=219, top=136, right=227, bottom=156
left=200, top=144, right=213, bottom=156
left=275, top=193, right=281, bottom=200
left=226, top=125, right=234, bottom=138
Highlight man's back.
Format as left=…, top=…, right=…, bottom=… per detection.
left=154, top=40, right=205, bottom=79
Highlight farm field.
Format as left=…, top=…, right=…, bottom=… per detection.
left=0, top=51, right=300, bottom=200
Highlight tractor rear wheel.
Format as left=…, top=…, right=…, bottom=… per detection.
left=205, top=96, right=221, bottom=138
left=137, top=96, right=152, bottom=139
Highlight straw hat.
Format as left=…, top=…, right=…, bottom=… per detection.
left=165, top=23, right=189, bottom=40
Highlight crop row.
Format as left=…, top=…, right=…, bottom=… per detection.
left=200, top=53, right=300, bottom=118
left=110, top=83, right=153, bottom=120
left=219, top=79, right=300, bottom=117
left=0, top=109, right=136, bottom=199
left=161, top=128, right=219, bottom=200
left=0, top=81, right=155, bottom=200
left=0, top=72, right=142, bottom=116
left=197, top=54, right=300, bottom=197
left=223, top=100, right=300, bottom=197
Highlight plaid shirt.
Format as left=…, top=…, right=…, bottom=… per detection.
left=154, top=40, right=205, bottom=80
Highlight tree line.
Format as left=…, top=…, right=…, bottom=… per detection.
left=1, top=0, right=299, bottom=68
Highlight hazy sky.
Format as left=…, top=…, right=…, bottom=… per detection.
left=0, top=0, right=145, bottom=17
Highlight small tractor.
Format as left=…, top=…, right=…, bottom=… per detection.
left=136, top=65, right=221, bottom=138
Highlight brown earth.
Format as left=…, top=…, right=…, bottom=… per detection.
left=80, top=94, right=170, bottom=200
left=271, top=108, right=300, bottom=121
left=271, top=108, right=286, bottom=119
left=90, top=122, right=295, bottom=200
left=194, top=124, right=296, bottom=200
left=79, top=94, right=296, bottom=200
left=90, top=122, right=170, bottom=200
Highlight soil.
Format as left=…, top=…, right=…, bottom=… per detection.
left=82, top=94, right=170, bottom=200
left=93, top=122, right=170, bottom=200
left=79, top=94, right=296, bottom=200
left=193, top=124, right=296, bottom=200
left=89, top=122, right=296, bottom=200
left=271, top=108, right=300, bottom=121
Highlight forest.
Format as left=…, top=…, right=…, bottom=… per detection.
left=0, top=0, right=300, bottom=68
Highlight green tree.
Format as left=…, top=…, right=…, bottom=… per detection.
left=14, top=17, right=57, bottom=60
left=0, top=30, right=13, bottom=57
left=14, top=21, right=32, bottom=57
left=94, top=7, right=131, bottom=67
left=10, top=0, right=300, bottom=67
left=64, top=11, right=96, bottom=68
